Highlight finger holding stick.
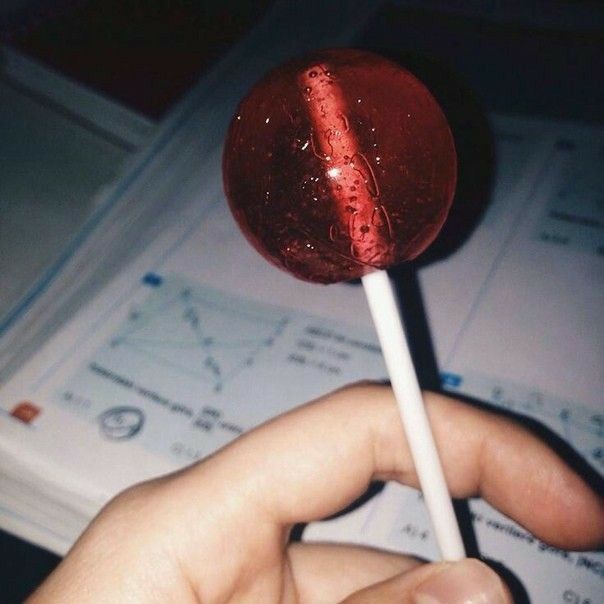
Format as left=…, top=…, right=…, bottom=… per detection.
left=30, top=383, right=603, bottom=603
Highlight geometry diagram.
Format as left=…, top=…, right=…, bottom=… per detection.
left=110, top=274, right=289, bottom=392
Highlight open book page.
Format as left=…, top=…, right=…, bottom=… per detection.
left=423, top=119, right=603, bottom=414
left=306, top=116, right=604, bottom=603
left=1, top=113, right=601, bottom=603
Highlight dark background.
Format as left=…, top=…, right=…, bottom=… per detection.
left=1, top=1, right=603, bottom=601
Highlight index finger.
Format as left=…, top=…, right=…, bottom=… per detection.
left=194, top=383, right=603, bottom=550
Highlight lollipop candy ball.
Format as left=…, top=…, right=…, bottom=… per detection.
left=223, top=49, right=456, bottom=284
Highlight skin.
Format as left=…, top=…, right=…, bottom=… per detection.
left=29, top=383, right=604, bottom=603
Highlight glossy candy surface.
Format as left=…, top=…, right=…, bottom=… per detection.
left=223, top=49, right=456, bottom=284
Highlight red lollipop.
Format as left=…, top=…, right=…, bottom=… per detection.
left=223, top=49, right=465, bottom=561
left=223, top=48, right=456, bottom=283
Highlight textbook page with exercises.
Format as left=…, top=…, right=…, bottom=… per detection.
left=306, top=116, right=604, bottom=603
left=0, top=111, right=602, bottom=603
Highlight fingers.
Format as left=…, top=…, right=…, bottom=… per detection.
left=288, top=546, right=511, bottom=604
left=287, top=542, right=421, bottom=603
left=425, top=390, right=604, bottom=549
left=339, top=558, right=511, bottom=604
left=189, top=383, right=602, bottom=550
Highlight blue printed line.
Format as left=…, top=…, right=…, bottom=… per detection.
left=440, top=372, right=463, bottom=388
left=142, top=273, right=163, bottom=287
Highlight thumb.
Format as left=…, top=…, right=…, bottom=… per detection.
left=340, top=558, right=512, bottom=604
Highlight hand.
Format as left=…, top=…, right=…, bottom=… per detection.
left=29, top=383, right=603, bottom=603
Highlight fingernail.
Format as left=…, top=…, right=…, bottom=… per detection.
left=413, top=559, right=508, bottom=604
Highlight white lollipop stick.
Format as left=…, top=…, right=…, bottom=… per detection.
left=362, top=269, right=465, bottom=561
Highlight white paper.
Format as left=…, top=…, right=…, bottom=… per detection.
left=305, top=117, right=604, bottom=602
left=0, top=31, right=601, bottom=597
